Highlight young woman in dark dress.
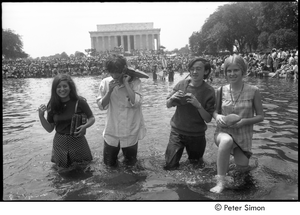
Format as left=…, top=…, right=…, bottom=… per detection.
left=38, top=74, right=95, bottom=168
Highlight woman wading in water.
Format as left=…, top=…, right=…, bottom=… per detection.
left=210, top=54, right=264, bottom=193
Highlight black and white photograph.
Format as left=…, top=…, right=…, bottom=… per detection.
left=2, top=1, right=298, bottom=212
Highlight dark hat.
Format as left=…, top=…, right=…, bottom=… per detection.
left=125, top=67, right=149, bottom=79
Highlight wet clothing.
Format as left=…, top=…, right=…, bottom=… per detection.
left=152, top=70, right=157, bottom=80
left=103, top=141, right=138, bottom=166
left=165, top=79, right=215, bottom=169
left=97, top=76, right=146, bottom=166
left=51, top=133, right=93, bottom=168
left=214, top=84, right=259, bottom=155
left=47, top=98, right=94, bottom=167
left=165, top=129, right=206, bottom=169
left=168, top=69, right=174, bottom=82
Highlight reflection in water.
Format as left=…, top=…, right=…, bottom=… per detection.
left=3, top=74, right=298, bottom=200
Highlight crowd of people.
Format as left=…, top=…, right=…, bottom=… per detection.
left=244, top=48, right=298, bottom=81
left=1, top=50, right=190, bottom=79
left=3, top=48, right=298, bottom=82
left=2, top=56, right=105, bottom=79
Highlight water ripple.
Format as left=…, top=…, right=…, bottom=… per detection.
left=2, top=75, right=298, bottom=200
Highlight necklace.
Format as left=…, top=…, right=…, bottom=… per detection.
left=230, top=83, right=244, bottom=113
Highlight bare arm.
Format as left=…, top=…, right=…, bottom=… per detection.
left=38, top=104, right=55, bottom=133
left=74, top=115, right=95, bottom=137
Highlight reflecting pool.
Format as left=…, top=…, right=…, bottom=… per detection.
left=2, top=73, right=298, bottom=200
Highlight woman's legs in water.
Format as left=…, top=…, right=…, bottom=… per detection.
left=210, top=133, right=234, bottom=193
left=233, top=147, right=249, bottom=168
left=232, top=147, right=250, bottom=180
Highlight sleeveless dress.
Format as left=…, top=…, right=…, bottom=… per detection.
left=214, top=83, right=259, bottom=155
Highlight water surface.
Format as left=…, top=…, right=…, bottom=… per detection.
left=2, top=73, right=298, bottom=200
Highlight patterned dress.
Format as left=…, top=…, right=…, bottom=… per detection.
left=214, top=83, right=259, bottom=154
left=47, top=99, right=93, bottom=168
left=51, top=133, right=92, bottom=168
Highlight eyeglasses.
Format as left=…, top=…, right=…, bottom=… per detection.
left=189, top=67, right=203, bottom=72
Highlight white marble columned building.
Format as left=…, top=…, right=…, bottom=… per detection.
left=89, top=23, right=161, bottom=52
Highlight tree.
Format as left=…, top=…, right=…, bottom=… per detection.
left=172, top=48, right=179, bottom=53
left=52, top=53, right=61, bottom=59
left=257, top=31, right=270, bottom=51
left=218, top=2, right=260, bottom=53
left=74, top=51, right=85, bottom=58
left=60, top=52, right=69, bottom=60
left=178, top=45, right=190, bottom=54
left=272, top=28, right=297, bottom=49
left=189, top=31, right=200, bottom=54
left=199, top=4, right=236, bottom=53
left=257, top=2, right=298, bottom=50
left=205, top=22, right=232, bottom=54
left=257, top=2, right=298, bottom=33
left=2, top=28, right=29, bottom=59
left=189, top=2, right=298, bottom=55
left=190, top=3, right=260, bottom=55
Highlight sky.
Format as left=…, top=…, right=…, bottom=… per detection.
left=2, top=2, right=229, bottom=58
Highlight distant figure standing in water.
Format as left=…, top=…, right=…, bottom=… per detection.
left=210, top=54, right=264, bottom=193
left=152, top=64, right=157, bottom=81
left=168, top=65, right=174, bottom=82
left=38, top=74, right=95, bottom=168
left=152, top=64, right=158, bottom=81
left=164, top=58, right=215, bottom=170
left=162, top=69, right=167, bottom=81
left=96, top=54, right=146, bottom=167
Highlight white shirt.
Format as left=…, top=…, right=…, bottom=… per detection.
left=96, top=76, right=146, bottom=148
left=288, top=56, right=294, bottom=65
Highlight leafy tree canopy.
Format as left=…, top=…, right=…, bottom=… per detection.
left=2, top=28, right=29, bottom=59
left=189, top=2, right=298, bottom=55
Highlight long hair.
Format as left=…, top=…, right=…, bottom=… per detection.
left=188, top=57, right=211, bottom=79
left=224, top=54, right=248, bottom=76
left=47, top=74, right=79, bottom=114
left=105, top=54, right=127, bottom=73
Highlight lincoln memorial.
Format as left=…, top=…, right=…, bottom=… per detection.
left=89, top=22, right=161, bottom=53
